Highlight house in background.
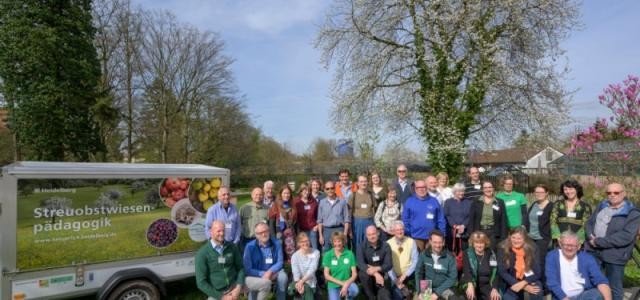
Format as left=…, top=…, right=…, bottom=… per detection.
left=466, top=146, right=564, bottom=173
left=548, top=141, right=639, bottom=176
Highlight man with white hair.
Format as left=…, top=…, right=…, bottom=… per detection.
left=387, top=221, right=419, bottom=300
left=243, top=222, right=289, bottom=300
left=545, top=231, right=611, bottom=300
left=263, top=180, right=275, bottom=207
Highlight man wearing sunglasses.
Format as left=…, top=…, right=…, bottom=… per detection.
left=585, top=183, right=640, bottom=300
left=394, top=165, right=414, bottom=205
left=317, top=181, right=351, bottom=251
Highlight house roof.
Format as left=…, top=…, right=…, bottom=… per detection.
left=466, top=147, right=544, bottom=165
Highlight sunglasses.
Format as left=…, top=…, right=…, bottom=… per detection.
left=397, top=170, right=406, bottom=173
left=325, top=187, right=335, bottom=190
left=606, top=191, right=622, bottom=195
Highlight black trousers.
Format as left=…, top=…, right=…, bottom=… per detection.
left=358, top=271, right=391, bottom=300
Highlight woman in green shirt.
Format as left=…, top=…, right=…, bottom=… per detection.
left=322, top=231, right=359, bottom=300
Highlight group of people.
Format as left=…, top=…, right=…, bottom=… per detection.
left=195, top=165, right=640, bottom=300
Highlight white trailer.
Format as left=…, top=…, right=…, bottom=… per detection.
left=0, top=161, right=230, bottom=300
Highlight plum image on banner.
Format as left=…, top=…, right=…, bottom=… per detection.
left=146, top=218, right=178, bottom=248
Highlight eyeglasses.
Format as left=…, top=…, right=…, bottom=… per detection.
left=415, top=186, right=426, bottom=189
left=606, top=191, right=623, bottom=195
left=397, top=170, right=407, bottom=173
left=325, top=187, right=335, bottom=190
left=255, top=230, right=269, bottom=235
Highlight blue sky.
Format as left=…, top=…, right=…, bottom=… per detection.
left=135, top=0, right=640, bottom=154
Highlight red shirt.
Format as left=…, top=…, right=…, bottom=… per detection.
left=294, top=196, right=318, bottom=231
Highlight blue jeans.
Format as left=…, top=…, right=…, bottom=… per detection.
left=303, top=229, right=319, bottom=251
left=328, top=283, right=359, bottom=300
left=591, top=251, right=624, bottom=300
left=322, top=226, right=344, bottom=251
left=503, top=286, right=543, bottom=300
left=352, top=217, right=374, bottom=252
left=603, top=263, right=624, bottom=300
left=569, top=288, right=604, bottom=300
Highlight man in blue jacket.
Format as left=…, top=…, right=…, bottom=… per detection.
left=546, top=231, right=611, bottom=300
left=243, top=222, right=288, bottom=300
left=402, top=179, right=446, bottom=251
left=585, top=183, right=640, bottom=300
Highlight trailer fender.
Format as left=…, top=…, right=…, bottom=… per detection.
left=96, top=268, right=167, bottom=300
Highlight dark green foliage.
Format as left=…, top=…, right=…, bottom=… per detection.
left=0, top=0, right=104, bottom=161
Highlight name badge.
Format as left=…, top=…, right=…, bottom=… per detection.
left=361, top=203, right=368, bottom=209
left=426, top=213, right=434, bottom=219
left=536, top=211, right=543, bottom=216
left=331, top=259, right=338, bottom=266
left=489, top=260, right=497, bottom=267
left=524, top=270, right=534, bottom=277
left=434, top=264, right=443, bottom=270
left=225, top=223, right=232, bottom=229
left=218, top=257, right=226, bottom=264
left=492, top=205, right=500, bottom=211
left=567, top=212, right=577, bottom=218
left=343, top=258, right=350, bottom=264
left=474, top=184, right=481, bottom=190
left=304, top=205, right=310, bottom=210
left=372, top=255, right=380, bottom=262
left=265, top=258, right=273, bottom=264
left=506, top=200, right=516, bottom=206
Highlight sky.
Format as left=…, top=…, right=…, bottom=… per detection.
left=134, top=0, right=640, bottom=154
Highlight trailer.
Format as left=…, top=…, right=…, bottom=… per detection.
left=0, top=161, right=230, bottom=300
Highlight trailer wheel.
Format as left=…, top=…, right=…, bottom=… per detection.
left=107, top=279, right=160, bottom=300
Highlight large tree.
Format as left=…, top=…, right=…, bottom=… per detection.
left=316, top=0, right=578, bottom=178
left=0, top=0, right=104, bottom=161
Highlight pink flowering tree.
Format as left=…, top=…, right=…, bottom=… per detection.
left=569, top=75, right=640, bottom=200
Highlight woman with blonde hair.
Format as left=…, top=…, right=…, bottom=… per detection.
left=322, top=231, right=359, bottom=300
left=288, top=232, right=320, bottom=300
left=436, top=172, right=454, bottom=205
left=497, top=227, right=543, bottom=300
left=461, top=231, right=501, bottom=300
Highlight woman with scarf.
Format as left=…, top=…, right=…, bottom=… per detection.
left=497, top=227, right=543, bottom=300
left=269, top=185, right=297, bottom=262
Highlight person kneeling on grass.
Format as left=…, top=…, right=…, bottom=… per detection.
left=415, top=230, right=462, bottom=300
left=323, top=231, right=359, bottom=300
left=243, top=222, right=288, bottom=300
left=288, top=232, right=320, bottom=300
left=195, top=220, right=244, bottom=300
left=546, top=231, right=611, bottom=300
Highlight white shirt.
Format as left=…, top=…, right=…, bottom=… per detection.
left=436, top=187, right=453, bottom=206
left=559, top=250, right=585, bottom=298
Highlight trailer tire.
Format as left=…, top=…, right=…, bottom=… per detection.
left=106, top=279, right=160, bottom=300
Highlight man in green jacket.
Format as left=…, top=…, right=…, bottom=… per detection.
left=415, top=230, right=460, bottom=300
left=196, top=220, right=245, bottom=300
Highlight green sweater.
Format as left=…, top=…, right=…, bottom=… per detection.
left=414, top=249, right=458, bottom=296
left=195, top=241, right=245, bottom=299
